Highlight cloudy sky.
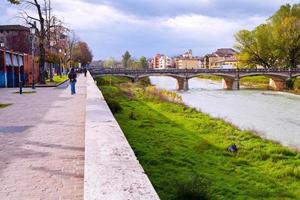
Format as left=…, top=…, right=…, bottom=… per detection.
left=0, top=0, right=299, bottom=60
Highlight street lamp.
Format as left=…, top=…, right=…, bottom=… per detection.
left=58, top=48, right=63, bottom=77
left=0, top=42, right=4, bottom=48
left=30, top=21, right=36, bottom=89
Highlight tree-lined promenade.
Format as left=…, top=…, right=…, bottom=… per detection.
left=6, top=0, right=93, bottom=84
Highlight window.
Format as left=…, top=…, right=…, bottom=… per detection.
left=5, top=53, right=12, bottom=66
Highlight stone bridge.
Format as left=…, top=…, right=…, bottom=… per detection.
left=90, top=68, right=300, bottom=91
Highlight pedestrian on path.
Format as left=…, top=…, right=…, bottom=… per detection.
left=83, top=68, right=87, bottom=77
left=68, top=68, right=77, bottom=95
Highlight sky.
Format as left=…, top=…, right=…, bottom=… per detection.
left=0, top=0, right=299, bottom=60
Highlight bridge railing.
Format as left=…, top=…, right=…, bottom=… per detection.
left=89, top=67, right=300, bottom=75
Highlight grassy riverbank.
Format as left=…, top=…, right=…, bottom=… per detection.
left=0, top=103, right=11, bottom=109
left=98, top=76, right=300, bottom=200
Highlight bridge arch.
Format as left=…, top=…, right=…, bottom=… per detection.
left=239, top=73, right=289, bottom=80
left=137, top=74, right=189, bottom=91
left=291, top=73, right=300, bottom=78
left=187, top=73, right=236, bottom=80
left=93, top=74, right=136, bottom=82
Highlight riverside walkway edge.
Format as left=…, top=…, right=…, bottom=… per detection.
left=84, top=72, right=160, bottom=200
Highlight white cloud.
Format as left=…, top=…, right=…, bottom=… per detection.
left=52, top=0, right=141, bottom=30
left=1, top=0, right=270, bottom=58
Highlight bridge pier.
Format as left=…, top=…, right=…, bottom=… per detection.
left=269, top=78, right=287, bottom=90
left=222, top=78, right=240, bottom=90
left=176, top=77, right=189, bottom=91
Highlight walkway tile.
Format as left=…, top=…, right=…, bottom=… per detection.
left=0, top=75, right=86, bottom=200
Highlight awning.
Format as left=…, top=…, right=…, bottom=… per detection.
left=5, top=53, right=12, bottom=66
left=18, top=55, right=24, bottom=66
left=12, top=54, right=19, bottom=67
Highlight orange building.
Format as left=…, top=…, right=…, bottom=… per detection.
left=152, top=54, right=161, bottom=69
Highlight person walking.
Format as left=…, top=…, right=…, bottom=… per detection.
left=68, top=68, right=77, bottom=95
left=83, top=68, right=87, bottom=77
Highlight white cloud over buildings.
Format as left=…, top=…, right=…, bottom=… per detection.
left=0, top=0, right=298, bottom=59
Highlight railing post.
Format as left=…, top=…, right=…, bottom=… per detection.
left=19, top=81, right=23, bottom=95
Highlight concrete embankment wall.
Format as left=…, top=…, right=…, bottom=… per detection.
left=84, top=72, right=160, bottom=200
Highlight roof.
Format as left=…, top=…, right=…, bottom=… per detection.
left=0, top=25, right=29, bottom=31
left=214, top=48, right=237, bottom=57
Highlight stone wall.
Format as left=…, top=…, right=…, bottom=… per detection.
left=84, top=72, right=160, bottom=200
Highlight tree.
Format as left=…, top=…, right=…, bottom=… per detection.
left=235, top=25, right=280, bottom=68
left=122, top=51, right=131, bottom=68
left=72, top=41, right=93, bottom=67
left=103, top=57, right=116, bottom=68
left=128, top=59, right=140, bottom=70
left=140, top=56, right=148, bottom=69
left=66, top=30, right=78, bottom=68
left=270, top=4, right=300, bottom=68
left=8, top=0, right=51, bottom=83
left=235, top=3, right=300, bottom=69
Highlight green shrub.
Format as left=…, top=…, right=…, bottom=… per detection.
left=175, top=175, right=211, bottom=200
left=106, top=99, right=122, bottom=114
left=286, top=79, right=295, bottom=89
left=129, top=111, right=137, bottom=120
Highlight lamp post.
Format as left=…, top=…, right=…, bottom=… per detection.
left=0, top=42, right=4, bottom=49
left=30, top=21, right=36, bottom=89
left=49, top=41, right=56, bottom=82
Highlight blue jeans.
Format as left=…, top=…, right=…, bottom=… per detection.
left=70, top=82, right=76, bottom=94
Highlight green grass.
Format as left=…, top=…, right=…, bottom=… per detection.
left=240, top=76, right=270, bottom=89
left=198, top=75, right=222, bottom=81
left=98, top=76, right=300, bottom=200
left=0, top=103, right=11, bottom=108
left=198, top=75, right=270, bottom=89
left=13, top=91, right=36, bottom=94
left=46, top=75, right=68, bottom=84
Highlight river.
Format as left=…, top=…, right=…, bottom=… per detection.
left=150, top=76, right=300, bottom=150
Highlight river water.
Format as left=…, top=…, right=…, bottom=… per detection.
left=150, top=76, right=300, bottom=150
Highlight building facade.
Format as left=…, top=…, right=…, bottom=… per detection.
left=174, top=50, right=203, bottom=69
left=0, top=25, right=33, bottom=54
left=0, top=49, right=38, bottom=88
left=175, top=58, right=202, bottom=69
left=159, top=55, right=174, bottom=69
left=152, top=54, right=161, bottom=69
left=204, top=48, right=238, bottom=69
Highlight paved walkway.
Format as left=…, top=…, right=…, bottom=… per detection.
left=0, top=75, right=86, bottom=200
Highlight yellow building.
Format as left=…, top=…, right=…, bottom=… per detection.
left=175, top=58, right=203, bottom=69
left=204, top=48, right=238, bottom=69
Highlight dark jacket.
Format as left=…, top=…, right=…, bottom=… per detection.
left=68, top=71, right=77, bottom=83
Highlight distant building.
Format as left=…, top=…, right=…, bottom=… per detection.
left=152, top=54, right=162, bottom=69
left=175, top=57, right=202, bottom=69
left=204, top=48, right=238, bottom=69
left=0, top=25, right=33, bottom=54
left=182, top=49, right=193, bottom=59
left=174, top=50, right=203, bottom=69
left=159, top=55, right=174, bottom=69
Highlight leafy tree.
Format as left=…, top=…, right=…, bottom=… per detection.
left=72, top=41, right=93, bottom=67
left=103, top=57, right=116, bottom=68
left=7, top=0, right=20, bottom=4
left=8, top=0, right=55, bottom=83
left=235, top=25, right=280, bottom=68
left=270, top=4, right=300, bottom=68
left=122, top=51, right=131, bottom=69
left=235, top=3, right=300, bottom=69
left=140, top=56, right=148, bottom=69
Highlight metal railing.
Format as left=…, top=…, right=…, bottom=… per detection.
left=90, top=68, right=300, bottom=75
